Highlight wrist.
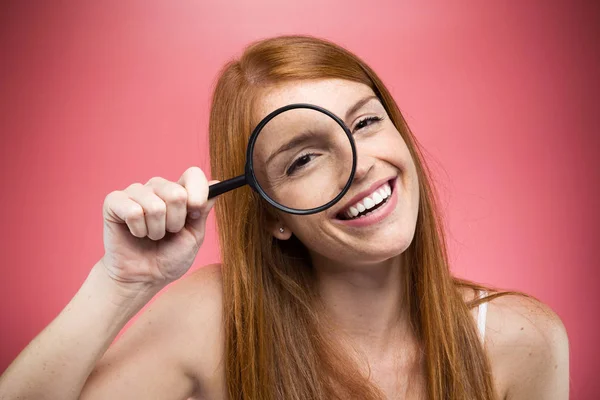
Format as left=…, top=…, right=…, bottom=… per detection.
left=88, top=260, right=166, bottom=312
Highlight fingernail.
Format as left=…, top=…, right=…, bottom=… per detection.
left=189, top=211, right=201, bottom=219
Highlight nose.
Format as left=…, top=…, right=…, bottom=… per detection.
left=351, top=152, right=375, bottom=184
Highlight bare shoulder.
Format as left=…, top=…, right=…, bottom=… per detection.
left=180, top=263, right=224, bottom=308
left=82, top=264, right=225, bottom=399
left=149, top=263, right=226, bottom=398
left=155, top=263, right=224, bottom=336
left=483, top=292, right=570, bottom=399
left=169, top=263, right=225, bottom=378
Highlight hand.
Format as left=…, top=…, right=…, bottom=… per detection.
left=100, top=166, right=217, bottom=290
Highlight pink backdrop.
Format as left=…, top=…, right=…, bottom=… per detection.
left=1, top=1, right=598, bottom=398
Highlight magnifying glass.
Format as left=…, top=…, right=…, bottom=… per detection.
left=208, top=104, right=357, bottom=215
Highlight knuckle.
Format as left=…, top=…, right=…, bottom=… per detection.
left=146, top=201, right=166, bottom=216
left=126, top=204, right=145, bottom=220
left=188, top=165, right=204, bottom=174
left=167, top=186, right=188, bottom=204
left=124, top=182, right=143, bottom=192
left=104, top=190, right=120, bottom=205
left=146, top=176, right=164, bottom=186
left=187, top=166, right=206, bottom=181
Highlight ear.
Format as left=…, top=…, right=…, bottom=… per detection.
left=272, top=225, right=292, bottom=240
left=265, top=214, right=293, bottom=240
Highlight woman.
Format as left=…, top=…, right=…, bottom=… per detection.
left=0, top=36, right=569, bottom=399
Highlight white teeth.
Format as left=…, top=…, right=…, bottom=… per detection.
left=342, top=182, right=394, bottom=220
left=372, top=192, right=383, bottom=205
left=363, top=197, right=375, bottom=209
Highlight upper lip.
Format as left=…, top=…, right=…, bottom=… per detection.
left=332, top=176, right=395, bottom=218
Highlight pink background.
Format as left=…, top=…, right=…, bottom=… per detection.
left=1, top=1, right=598, bottom=398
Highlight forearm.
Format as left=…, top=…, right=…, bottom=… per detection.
left=0, top=261, right=164, bottom=400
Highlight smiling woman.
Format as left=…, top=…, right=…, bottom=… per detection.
left=207, top=36, right=569, bottom=399
left=0, top=35, right=569, bottom=400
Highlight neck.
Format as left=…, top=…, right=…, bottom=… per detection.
left=310, top=253, right=412, bottom=355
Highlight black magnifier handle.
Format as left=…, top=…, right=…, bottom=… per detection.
left=208, top=175, right=247, bottom=199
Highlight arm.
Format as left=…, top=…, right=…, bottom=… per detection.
left=0, top=166, right=219, bottom=400
left=0, top=261, right=168, bottom=399
left=0, top=262, right=222, bottom=400
left=80, top=263, right=223, bottom=400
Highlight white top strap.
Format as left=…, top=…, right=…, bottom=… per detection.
left=477, top=290, right=488, bottom=344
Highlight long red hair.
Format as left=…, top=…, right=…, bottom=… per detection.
left=209, top=35, right=521, bottom=400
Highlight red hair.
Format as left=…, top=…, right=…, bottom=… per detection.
left=209, top=35, right=523, bottom=399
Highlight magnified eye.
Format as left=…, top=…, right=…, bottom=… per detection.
left=286, top=153, right=318, bottom=176
left=353, top=116, right=382, bottom=132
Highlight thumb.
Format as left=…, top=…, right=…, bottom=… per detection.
left=185, top=180, right=219, bottom=235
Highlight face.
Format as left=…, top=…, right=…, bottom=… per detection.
left=254, top=79, right=420, bottom=266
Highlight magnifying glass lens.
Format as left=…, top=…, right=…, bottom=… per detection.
left=251, top=107, right=354, bottom=211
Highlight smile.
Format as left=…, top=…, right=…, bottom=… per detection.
left=338, top=181, right=392, bottom=220
left=333, top=177, right=398, bottom=227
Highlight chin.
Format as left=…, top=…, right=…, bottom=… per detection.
left=357, top=240, right=412, bottom=264
left=326, top=231, right=415, bottom=266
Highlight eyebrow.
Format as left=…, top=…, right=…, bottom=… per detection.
left=344, top=95, right=380, bottom=122
left=262, top=95, right=381, bottom=166
left=264, top=130, right=320, bottom=166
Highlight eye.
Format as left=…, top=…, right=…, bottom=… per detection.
left=286, top=152, right=318, bottom=176
left=353, top=116, right=383, bottom=133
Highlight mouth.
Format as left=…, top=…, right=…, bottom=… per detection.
left=335, top=177, right=396, bottom=221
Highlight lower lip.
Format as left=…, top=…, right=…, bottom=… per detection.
left=333, top=178, right=399, bottom=228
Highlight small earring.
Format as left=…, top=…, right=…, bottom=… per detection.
left=279, top=227, right=285, bottom=233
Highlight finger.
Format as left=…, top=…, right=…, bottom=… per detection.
left=177, top=167, right=210, bottom=217
left=103, top=191, right=148, bottom=238
left=177, top=167, right=217, bottom=235
left=146, top=176, right=188, bottom=234
left=124, top=183, right=166, bottom=241
left=195, top=179, right=219, bottom=218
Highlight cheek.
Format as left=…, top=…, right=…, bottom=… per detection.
left=377, top=130, right=413, bottom=169
left=379, top=131, right=419, bottom=201
left=282, top=215, right=318, bottom=236
left=284, top=216, right=332, bottom=248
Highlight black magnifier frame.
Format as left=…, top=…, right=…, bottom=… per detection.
left=207, top=103, right=357, bottom=215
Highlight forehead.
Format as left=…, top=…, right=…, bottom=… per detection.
left=255, top=79, right=376, bottom=122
